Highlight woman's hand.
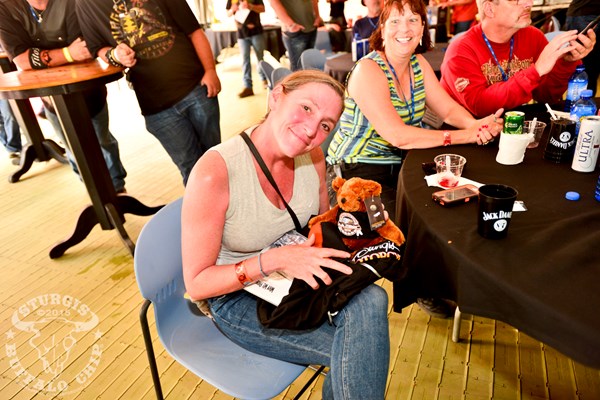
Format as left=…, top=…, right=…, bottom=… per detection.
left=265, top=234, right=352, bottom=289
left=470, top=109, right=503, bottom=145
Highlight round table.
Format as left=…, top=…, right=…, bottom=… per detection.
left=393, top=135, right=600, bottom=368
left=0, top=60, right=162, bottom=258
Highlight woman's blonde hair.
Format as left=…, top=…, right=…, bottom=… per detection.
left=278, top=70, right=345, bottom=102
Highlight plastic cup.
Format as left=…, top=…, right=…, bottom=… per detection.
left=434, top=154, right=466, bottom=188
left=524, top=120, right=547, bottom=148
left=477, top=184, right=518, bottom=239
left=543, top=118, right=577, bottom=163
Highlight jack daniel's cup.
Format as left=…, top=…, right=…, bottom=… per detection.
left=477, top=184, right=518, bottom=239
left=543, top=118, right=577, bottom=163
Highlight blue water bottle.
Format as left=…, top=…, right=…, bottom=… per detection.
left=570, top=90, right=597, bottom=135
left=564, top=65, right=588, bottom=112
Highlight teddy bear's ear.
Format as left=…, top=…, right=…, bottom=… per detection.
left=332, top=176, right=346, bottom=192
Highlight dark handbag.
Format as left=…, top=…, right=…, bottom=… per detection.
left=240, top=132, right=406, bottom=330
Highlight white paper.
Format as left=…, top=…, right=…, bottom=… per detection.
left=425, top=174, right=483, bottom=189
left=243, top=230, right=306, bottom=306
left=234, top=8, right=250, bottom=24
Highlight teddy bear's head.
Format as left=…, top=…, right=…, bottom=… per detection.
left=332, top=176, right=383, bottom=212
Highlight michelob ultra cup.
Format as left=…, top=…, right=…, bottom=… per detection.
left=571, top=116, right=600, bottom=172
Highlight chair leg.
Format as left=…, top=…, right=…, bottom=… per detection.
left=293, top=365, right=326, bottom=400
left=140, top=300, right=164, bottom=400
left=452, top=307, right=462, bottom=343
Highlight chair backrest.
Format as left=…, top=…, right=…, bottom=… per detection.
left=135, top=198, right=184, bottom=302
left=300, top=48, right=327, bottom=71
left=545, top=30, right=563, bottom=42
left=258, top=60, right=275, bottom=90
left=315, top=29, right=333, bottom=54
left=271, top=67, right=292, bottom=86
left=134, top=198, right=310, bottom=400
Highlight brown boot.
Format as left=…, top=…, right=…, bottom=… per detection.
left=238, top=87, right=254, bottom=98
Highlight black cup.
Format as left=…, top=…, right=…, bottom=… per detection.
left=477, top=184, right=518, bottom=239
left=543, top=118, right=577, bottom=163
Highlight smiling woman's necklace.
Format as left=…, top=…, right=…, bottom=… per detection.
left=387, top=57, right=415, bottom=124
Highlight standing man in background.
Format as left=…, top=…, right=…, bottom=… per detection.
left=269, top=0, right=322, bottom=71
left=226, top=0, right=267, bottom=98
left=566, top=0, right=600, bottom=95
left=76, top=0, right=221, bottom=186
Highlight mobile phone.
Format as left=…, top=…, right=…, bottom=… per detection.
left=364, top=196, right=386, bottom=229
left=432, top=184, right=479, bottom=207
left=579, top=15, right=600, bottom=35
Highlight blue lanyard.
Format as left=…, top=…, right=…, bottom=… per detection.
left=482, top=32, right=514, bottom=82
left=367, top=16, right=379, bottom=30
left=388, top=59, right=415, bottom=125
left=27, top=3, right=43, bottom=24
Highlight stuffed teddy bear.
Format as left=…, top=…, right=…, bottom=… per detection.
left=257, top=176, right=407, bottom=330
left=308, top=176, right=405, bottom=251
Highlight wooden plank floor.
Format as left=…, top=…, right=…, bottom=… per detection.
left=1, top=50, right=599, bottom=400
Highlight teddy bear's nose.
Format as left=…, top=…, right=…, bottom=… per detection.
left=340, top=198, right=346, bottom=204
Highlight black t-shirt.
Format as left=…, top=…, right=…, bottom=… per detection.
left=0, top=0, right=106, bottom=116
left=226, top=0, right=264, bottom=39
left=76, top=0, right=205, bottom=115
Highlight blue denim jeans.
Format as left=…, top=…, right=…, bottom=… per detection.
left=566, top=15, right=600, bottom=96
left=46, top=103, right=127, bottom=192
left=208, top=284, right=390, bottom=399
left=0, top=99, right=21, bottom=153
left=144, top=84, right=220, bottom=185
left=238, top=33, right=267, bottom=88
left=282, top=30, right=317, bottom=71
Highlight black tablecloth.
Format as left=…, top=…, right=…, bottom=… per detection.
left=393, top=129, right=600, bottom=368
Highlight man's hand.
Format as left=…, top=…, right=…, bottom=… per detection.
left=201, top=68, right=221, bottom=97
left=113, top=43, right=137, bottom=68
left=68, top=38, right=92, bottom=62
left=535, top=30, right=578, bottom=76
left=564, top=28, right=596, bottom=63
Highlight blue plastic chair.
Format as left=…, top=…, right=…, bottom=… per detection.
left=300, top=48, right=327, bottom=71
left=259, top=60, right=275, bottom=90
left=271, top=67, right=292, bottom=86
left=315, top=30, right=333, bottom=55
left=134, top=198, right=324, bottom=400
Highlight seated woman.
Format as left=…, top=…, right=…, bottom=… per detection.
left=182, top=70, right=391, bottom=399
left=327, top=0, right=503, bottom=221
left=327, top=0, right=503, bottom=318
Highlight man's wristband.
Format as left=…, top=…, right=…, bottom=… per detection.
left=62, top=47, right=73, bottom=63
left=443, top=130, right=452, bottom=146
left=105, top=47, right=125, bottom=68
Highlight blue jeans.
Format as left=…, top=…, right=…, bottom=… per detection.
left=238, top=34, right=267, bottom=88
left=282, top=30, right=317, bottom=71
left=0, top=99, right=21, bottom=153
left=208, top=285, right=390, bottom=399
left=454, top=20, right=473, bottom=34
left=144, top=84, right=220, bottom=185
left=566, top=15, right=600, bottom=96
left=46, top=103, right=127, bottom=192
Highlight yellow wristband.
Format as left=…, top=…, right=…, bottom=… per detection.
left=62, top=47, right=74, bottom=63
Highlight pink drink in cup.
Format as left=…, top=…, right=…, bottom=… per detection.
left=434, top=154, right=466, bottom=188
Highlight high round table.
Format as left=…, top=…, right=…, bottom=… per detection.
left=393, top=128, right=600, bottom=368
left=0, top=52, right=67, bottom=182
left=0, top=60, right=162, bottom=258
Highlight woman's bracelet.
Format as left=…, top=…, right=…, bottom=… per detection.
left=62, top=47, right=73, bottom=63
left=258, top=252, right=268, bottom=278
left=105, top=47, right=125, bottom=68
